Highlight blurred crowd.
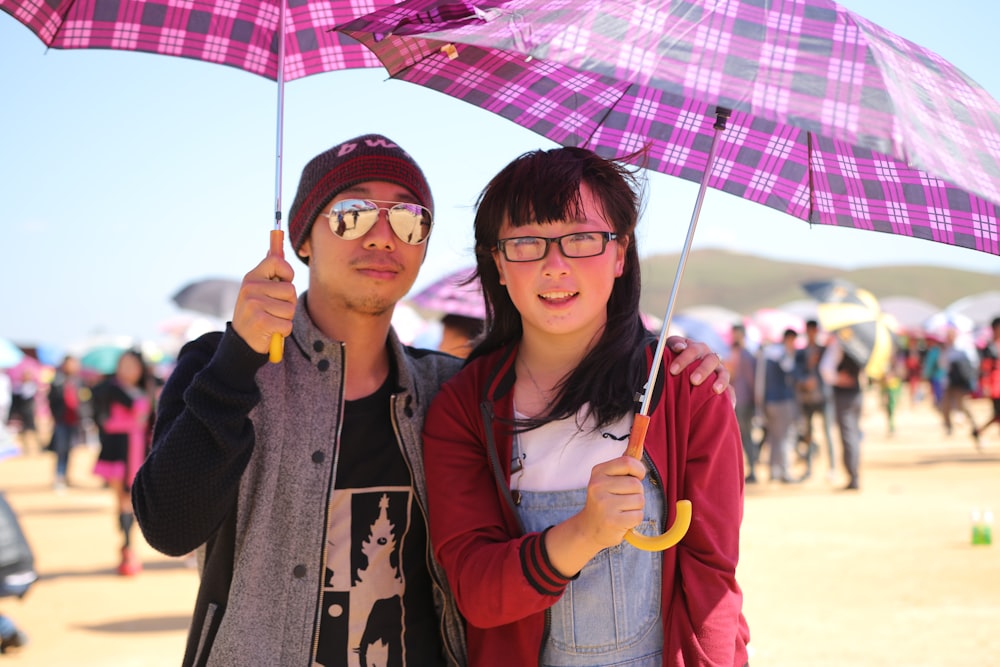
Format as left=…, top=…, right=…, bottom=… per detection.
left=724, top=313, right=1000, bottom=492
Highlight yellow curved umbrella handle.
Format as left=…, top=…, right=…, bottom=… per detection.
left=623, top=414, right=693, bottom=552
left=625, top=499, right=692, bottom=551
left=268, top=229, right=285, bottom=364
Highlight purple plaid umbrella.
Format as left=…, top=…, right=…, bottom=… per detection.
left=335, top=0, right=1000, bottom=257
left=2, top=0, right=388, bottom=81
left=338, top=0, right=1000, bottom=551
left=408, top=267, right=486, bottom=321
left=2, top=0, right=404, bottom=361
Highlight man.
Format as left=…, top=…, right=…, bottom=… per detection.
left=938, top=326, right=979, bottom=444
left=972, top=317, right=1000, bottom=444
left=132, top=134, right=730, bottom=667
left=793, top=320, right=835, bottom=481
left=758, top=328, right=800, bottom=483
left=728, top=323, right=758, bottom=483
left=820, top=335, right=864, bottom=491
left=47, top=355, right=88, bottom=491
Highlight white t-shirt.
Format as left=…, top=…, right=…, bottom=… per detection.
left=511, top=406, right=635, bottom=492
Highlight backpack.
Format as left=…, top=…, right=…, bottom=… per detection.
left=948, top=354, right=977, bottom=393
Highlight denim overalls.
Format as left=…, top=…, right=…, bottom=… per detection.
left=515, top=475, right=665, bottom=666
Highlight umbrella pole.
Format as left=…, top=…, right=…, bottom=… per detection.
left=623, top=107, right=730, bottom=553
left=267, top=0, right=288, bottom=363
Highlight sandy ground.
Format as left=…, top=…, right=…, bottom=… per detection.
left=1, top=391, right=998, bottom=666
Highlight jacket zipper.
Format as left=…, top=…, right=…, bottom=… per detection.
left=392, top=393, right=462, bottom=667
left=480, top=401, right=525, bottom=533
left=309, top=342, right=347, bottom=665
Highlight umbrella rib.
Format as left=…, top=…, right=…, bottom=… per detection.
left=576, top=82, right=634, bottom=151
left=45, top=0, right=81, bottom=45
left=806, top=131, right=816, bottom=226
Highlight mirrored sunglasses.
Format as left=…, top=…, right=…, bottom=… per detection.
left=324, top=199, right=433, bottom=245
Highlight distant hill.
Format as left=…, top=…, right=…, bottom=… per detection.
left=638, top=249, right=998, bottom=318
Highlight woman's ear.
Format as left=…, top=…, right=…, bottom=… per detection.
left=614, top=234, right=629, bottom=277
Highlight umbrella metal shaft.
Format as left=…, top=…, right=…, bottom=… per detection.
left=636, top=108, right=730, bottom=419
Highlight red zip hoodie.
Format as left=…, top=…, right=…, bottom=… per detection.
left=423, top=343, right=750, bottom=666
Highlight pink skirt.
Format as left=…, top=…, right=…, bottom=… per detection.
left=93, top=459, right=127, bottom=484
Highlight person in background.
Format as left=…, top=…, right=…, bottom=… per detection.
left=793, top=319, right=834, bottom=481
left=0, top=372, right=12, bottom=460
left=820, top=336, right=864, bottom=491
left=922, top=338, right=946, bottom=409
left=132, top=134, right=730, bottom=667
left=937, top=326, right=980, bottom=447
left=0, top=613, right=28, bottom=654
left=729, top=323, right=759, bottom=483
left=438, top=314, right=484, bottom=359
left=46, top=355, right=89, bottom=491
left=6, top=368, right=39, bottom=455
left=903, top=334, right=926, bottom=406
left=91, top=349, right=157, bottom=576
left=880, top=360, right=904, bottom=436
left=759, top=328, right=801, bottom=484
left=972, top=316, right=1000, bottom=442
left=422, top=146, right=749, bottom=666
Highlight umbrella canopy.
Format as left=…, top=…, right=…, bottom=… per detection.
left=337, top=0, right=1000, bottom=257
left=0, top=338, right=25, bottom=370
left=172, top=278, right=243, bottom=320
left=408, top=267, right=486, bottom=321
left=1, top=0, right=392, bottom=82
left=775, top=299, right=820, bottom=323
left=669, top=314, right=728, bottom=359
left=676, top=305, right=743, bottom=333
left=879, top=296, right=941, bottom=333
left=748, top=308, right=806, bottom=346
left=922, top=310, right=976, bottom=339
left=802, top=279, right=895, bottom=379
left=944, top=291, right=1000, bottom=329
left=79, top=345, right=127, bottom=376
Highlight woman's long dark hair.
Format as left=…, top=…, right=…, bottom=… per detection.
left=466, top=146, right=654, bottom=429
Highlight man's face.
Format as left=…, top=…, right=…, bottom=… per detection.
left=300, top=180, right=429, bottom=318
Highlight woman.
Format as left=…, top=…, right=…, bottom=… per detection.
left=92, top=349, right=156, bottom=576
left=423, top=147, right=749, bottom=666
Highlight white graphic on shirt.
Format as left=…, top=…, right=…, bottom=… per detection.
left=319, top=487, right=410, bottom=667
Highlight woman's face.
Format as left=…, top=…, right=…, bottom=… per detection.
left=116, top=354, right=143, bottom=387
left=493, top=183, right=626, bottom=345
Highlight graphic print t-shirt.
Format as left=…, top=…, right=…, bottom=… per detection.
left=314, top=377, right=443, bottom=667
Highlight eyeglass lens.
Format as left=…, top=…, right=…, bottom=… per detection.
left=498, top=232, right=615, bottom=262
left=327, top=199, right=432, bottom=245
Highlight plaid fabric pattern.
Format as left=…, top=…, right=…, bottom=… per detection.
left=1, top=0, right=399, bottom=80
left=338, top=0, right=1000, bottom=256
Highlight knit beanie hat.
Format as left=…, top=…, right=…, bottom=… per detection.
left=287, top=134, right=434, bottom=264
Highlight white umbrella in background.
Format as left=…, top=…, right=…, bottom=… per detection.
left=945, top=292, right=1000, bottom=329
left=776, top=299, right=820, bottom=323
left=879, top=296, right=941, bottom=333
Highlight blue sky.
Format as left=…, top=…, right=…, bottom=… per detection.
left=2, top=0, right=998, bottom=352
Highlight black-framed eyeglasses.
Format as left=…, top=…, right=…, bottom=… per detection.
left=323, top=199, right=433, bottom=245
left=496, top=231, right=618, bottom=262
